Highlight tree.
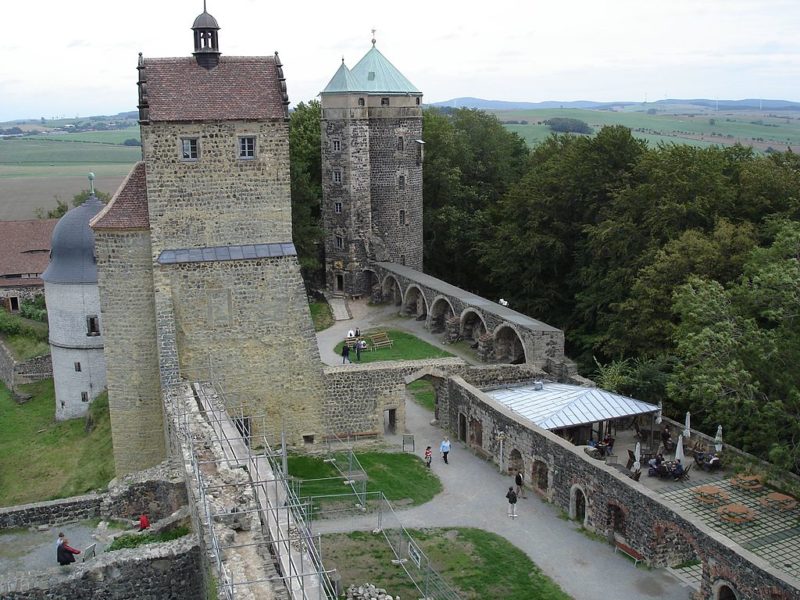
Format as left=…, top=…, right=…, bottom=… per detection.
left=544, top=117, right=593, bottom=134
left=36, top=189, right=111, bottom=219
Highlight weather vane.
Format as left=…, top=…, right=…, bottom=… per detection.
left=88, top=172, right=95, bottom=195
left=371, top=29, right=376, bottom=46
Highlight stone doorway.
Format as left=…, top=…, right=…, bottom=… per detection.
left=384, top=408, right=397, bottom=434
left=458, top=413, right=467, bottom=442
left=335, top=273, right=344, bottom=293
left=469, top=417, right=483, bottom=448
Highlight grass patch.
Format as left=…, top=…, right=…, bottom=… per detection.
left=288, top=451, right=442, bottom=506
left=334, top=329, right=453, bottom=363
left=0, top=380, right=115, bottom=507
left=309, top=300, right=334, bottom=331
left=107, top=526, right=191, bottom=552
left=407, top=379, right=435, bottom=412
left=1, top=334, right=50, bottom=360
left=322, top=527, right=570, bottom=600
left=0, top=311, right=49, bottom=360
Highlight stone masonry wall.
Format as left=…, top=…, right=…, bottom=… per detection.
left=93, top=229, right=165, bottom=477
left=0, top=340, right=52, bottom=390
left=442, top=376, right=800, bottom=599
left=0, top=494, right=102, bottom=530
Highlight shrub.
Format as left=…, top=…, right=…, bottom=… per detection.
left=544, top=117, right=593, bottom=134
left=19, top=296, right=47, bottom=322
left=107, top=526, right=191, bottom=551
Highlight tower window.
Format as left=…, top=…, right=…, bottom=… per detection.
left=381, top=98, right=390, bottom=106
left=332, top=139, right=341, bottom=152
left=86, top=315, right=100, bottom=336
left=181, top=138, right=198, bottom=160
left=74, top=362, right=81, bottom=372
left=335, top=202, right=342, bottom=214
left=397, top=137, right=404, bottom=151
left=399, top=210, right=406, bottom=225
left=416, top=97, right=421, bottom=105
left=398, top=175, right=405, bottom=190
left=238, top=136, right=256, bottom=159
left=358, top=98, right=365, bottom=107
left=333, top=169, right=342, bottom=184
left=81, top=392, right=89, bottom=403
left=336, top=236, right=344, bottom=249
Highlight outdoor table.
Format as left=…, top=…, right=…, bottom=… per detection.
left=759, top=492, right=798, bottom=511
left=695, top=485, right=729, bottom=506
left=731, top=475, right=764, bottom=492
left=717, top=503, right=757, bottom=525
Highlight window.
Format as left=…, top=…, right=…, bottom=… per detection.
left=238, top=136, right=256, bottom=159
left=400, top=254, right=406, bottom=265
left=397, top=137, right=404, bottom=151
left=398, top=175, right=405, bottom=190
left=399, top=210, right=406, bottom=225
left=332, top=139, right=341, bottom=152
left=381, top=97, right=390, bottom=106
left=74, top=362, right=81, bottom=372
left=416, top=97, right=421, bottom=105
left=336, top=236, right=344, bottom=249
left=358, top=98, right=365, bottom=107
left=86, top=315, right=100, bottom=336
left=181, top=138, right=198, bottom=160
left=416, top=143, right=423, bottom=165
left=303, top=434, right=315, bottom=445
left=334, top=202, right=342, bottom=214
left=81, top=392, right=89, bottom=403
left=333, top=169, right=342, bottom=184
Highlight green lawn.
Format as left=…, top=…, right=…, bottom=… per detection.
left=0, top=137, right=141, bottom=165
left=322, top=528, right=571, bottom=600
left=0, top=311, right=49, bottom=360
left=288, top=451, right=442, bottom=506
left=334, top=329, right=453, bottom=363
left=407, top=379, right=435, bottom=412
left=0, top=380, right=115, bottom=507
left=33, top=127, right=140, bottom=145
left=309, top=300, right=334, bottom=331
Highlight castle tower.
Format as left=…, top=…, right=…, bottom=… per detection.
left=42, top=179, right=107, bottom=421
left=92, top=8, right=326, bottom=476
left=321, top=37, right=423, bottom=296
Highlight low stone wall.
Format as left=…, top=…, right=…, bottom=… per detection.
left=0, top=494, right=103, bottom=530
left=0, top=534, right=203, bottom=599
left=442, top=376, right=800, bottom=599
left=0, top=339, right=52, bottom=390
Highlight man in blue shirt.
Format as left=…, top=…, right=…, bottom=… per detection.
left=440, top=437, right=451, bottom=464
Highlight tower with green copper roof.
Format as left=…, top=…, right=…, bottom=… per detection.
left=320, top=36, right=423, bottom=296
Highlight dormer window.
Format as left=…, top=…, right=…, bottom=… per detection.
left=238, top=136, right=256, bottom=159
left=181, top=138, right=198, bottom=160
left=368, top=71, right=376, bottom=81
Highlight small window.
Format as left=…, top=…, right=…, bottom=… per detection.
left=398, top=175, right=405, bottom=190
left=81, top=392, right=89, bottom=403
left=368, top=71, right=376, bottom=81
left=336, top=236, right=344, bottom=249
left=332, top=139, right=341, bottom=152
left=86, top=315, right=100, bottom=336
left=303, top=434, right=315, bottom=445
left=397, top=137, right=404, bottom=151
left=238, top=136, right=256, bottom=159
left=333, top=169, right=342, bottom=184
left=400, top=254, right=406, bottom=266
left=381, top=97, right=390, bottom=106
left=74, top=362, right=81, bottom=372
left=399, top=210, right=406, bottom=225
left=416, top=144, right=423, bottom=165
left=358, top=98, right=365, bottom=107
left=416, top=97, right=421, bottom=105
left=181, top=138, right=198, bottom=160
left=334, top=202, right=343, bottom=214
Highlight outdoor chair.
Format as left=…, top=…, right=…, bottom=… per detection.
left=626, top=449, right=636, bottom=470
left=676, top=464, right=692, bottom=482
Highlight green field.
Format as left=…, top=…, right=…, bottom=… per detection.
left=32, top=127, right=140, bottom=145
left=0, top=137, right=140, bottom=165
left=334, top=329, right=454, bottom=363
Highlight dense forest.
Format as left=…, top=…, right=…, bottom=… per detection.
left=290, top=101, right=800, bottom=472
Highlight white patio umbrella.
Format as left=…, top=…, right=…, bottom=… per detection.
left=675, top=434, right=685, bottom=463
left=714, top=425, right=723, bottom=453
left=633, top=441, right=641, bottom=472
left=684, top=411, right=691, bottom=439
left=655, top=401, right=663, bottom=425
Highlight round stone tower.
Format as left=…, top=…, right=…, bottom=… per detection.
left=42, top=179, right=107, bottom=421
left=320, top=37, right=423, bottom=296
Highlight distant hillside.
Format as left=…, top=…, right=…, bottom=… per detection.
left=431, top=97, right=800, bottom=111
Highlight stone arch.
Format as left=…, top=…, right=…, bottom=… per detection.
left=468, top=417, right=483, bottom=448
left=569, top=484, right=589, bottom=526
left=404, top=367, right=448, bottom=422
left=461, top=308, right=487, bottom=345
left=381, top=274, right=403, bottom=306
left=402, top=284, right=428, bottom=320
left=429, top=296, right=455, bottom=333
left=363, top=269, right=380, bottom=301
left=508, top=448, right=523, bottom=475
left=607, top=500, right=627, bottom=538
left=532, top=459, right=548, bottom=494
left=651, top=521, right=703, bottom=569
left=493, top=323, right=527, bottom=364
left=712, top=581, right=740, bottom=600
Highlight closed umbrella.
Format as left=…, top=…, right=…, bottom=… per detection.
left=655, top=401, right=662, bottom=425
left=675, top=434, right=685, bottom=464
left=714, top=425, right=723, bottom=453
left=684, top=411, right=691, bottom=439
left=633, top=441, right=641, bottom=472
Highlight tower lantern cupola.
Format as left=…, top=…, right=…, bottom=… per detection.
left=191, top=2, right=220, bottom=69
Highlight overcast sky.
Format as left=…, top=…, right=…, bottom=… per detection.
left=2, top=0, right=799, bottom=121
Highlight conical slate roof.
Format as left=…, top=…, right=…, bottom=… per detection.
left=349, top=46, right=419, bottom=93
left=322, top=61, right=359, bottom=93
left=42, top=195, right=104, bottom=284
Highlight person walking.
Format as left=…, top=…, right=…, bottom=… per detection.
left=424, top=446, right=433, bottom=468
left=341, top=344, right=351, bottom=364
left=57, top=536, right=81, bottom=565
left=355, top=339, right=362, bottom=361
left=515, top=469, right=526, bottom=498
left=440, top=437, right=451, bottom=464
left=506, top=486, right=518, bottom=518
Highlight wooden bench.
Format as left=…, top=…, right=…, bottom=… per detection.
left=614, top=541, right=644, bottom=566
left=370, top=332, right=394, bottom=350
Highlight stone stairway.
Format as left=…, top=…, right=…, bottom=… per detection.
left=326, top=294, right=351, bottom=321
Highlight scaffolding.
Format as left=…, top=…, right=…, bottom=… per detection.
left=173, top=382, right=338, bottom=600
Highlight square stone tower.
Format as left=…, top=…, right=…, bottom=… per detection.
left=92, top=10, right=326, bottom=476
left=320, top=40, right=423, bottom=296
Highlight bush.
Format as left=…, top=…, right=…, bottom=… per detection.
left=544, top=117, right=593, bottom=134
left=122, top=138, right=141, bottom=146
left=19, top=296, right=47, bottom=322
left=107, top=526, right=191, bottom=551
left=0, top=310, right=47, bottom=341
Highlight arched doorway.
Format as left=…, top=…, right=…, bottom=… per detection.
left=382, top=275, right=403, bottom=306
left=469, top=417, right=483, bottom=448
left=363, top=269, right=380, bottom=300
left=715, top=583, right=738, bottom=600
left=430, top=297, right=455, bottom=333
left=570, top=486, right=587, bottom=524
left=608, top=504, right=626, bottom=537
left=402, top=285, right=428, bottom=320
left=532, top=460, right=548, bottom=494
left=494, top=324, right=527, bottom=364
left=508, top=449, right=523, bottom=475
left=461, top=309, right=487, bottom=348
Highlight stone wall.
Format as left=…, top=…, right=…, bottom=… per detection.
left=0, top=494, right=102, bottom=530
left=442, top=376, right=800, bottom=600
left=0, top=286, right=44, bottom=305
left=0, top=535, right=203, bottom=600
left=0, top=339, right=52, bottom=391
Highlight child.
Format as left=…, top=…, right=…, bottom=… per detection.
left=424, top=446, right=432, bottom=468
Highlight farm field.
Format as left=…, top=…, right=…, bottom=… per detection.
left=490, top=106, right=800, bottom=151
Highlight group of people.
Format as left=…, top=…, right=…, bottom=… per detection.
left=56, top=514, right=150, bottom=566
left=424, top=438, right=451, bottom=468
left=342, top=327, right=368, bottom=363
left=506, top=469, right=527, bottom=518
left=647, top=453, right=685, bottom=479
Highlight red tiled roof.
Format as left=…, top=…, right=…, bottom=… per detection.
left=142, top=56, right=287, bottom=122
left=91, top=162, right=150, bottom=230
left=0, top=220, right=57, bottom=287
